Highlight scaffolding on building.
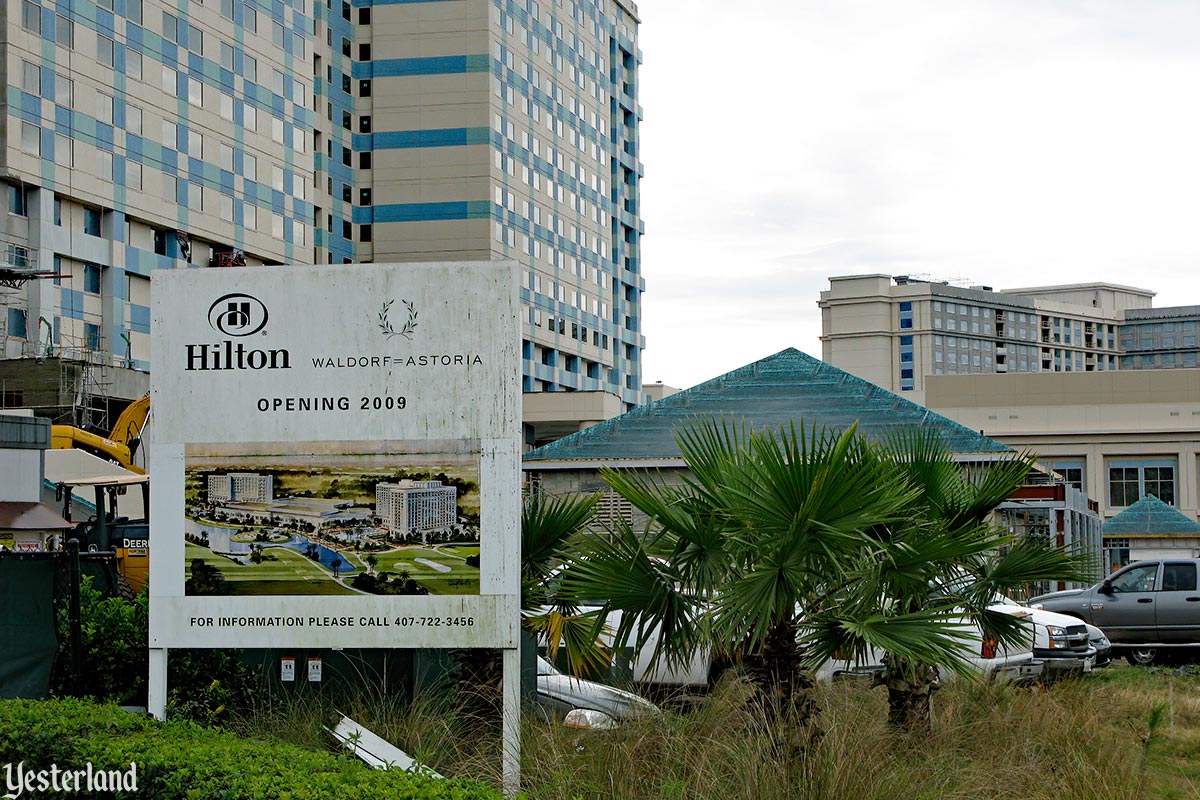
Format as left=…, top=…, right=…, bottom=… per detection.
left=55, top=331, right=114, bottom=431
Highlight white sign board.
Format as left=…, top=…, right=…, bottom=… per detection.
left=148, top=261, right=521, bottom=650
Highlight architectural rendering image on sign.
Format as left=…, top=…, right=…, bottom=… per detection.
left=183, top=440, right=481, bottom=597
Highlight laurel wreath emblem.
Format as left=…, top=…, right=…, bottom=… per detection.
left=378, top=299, right=418, bottom=340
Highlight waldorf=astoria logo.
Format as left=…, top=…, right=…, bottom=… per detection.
left=186, top=293, right=290, bottom=371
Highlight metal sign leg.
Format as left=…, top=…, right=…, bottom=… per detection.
left=501, top=646, right=521, bottom=796
left=148, top=647, right=167, bottom=720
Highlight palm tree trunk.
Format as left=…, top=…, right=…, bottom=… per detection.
left=881, top=652, right=939, bottom=734
left=742, top=621, right=821, bottom=746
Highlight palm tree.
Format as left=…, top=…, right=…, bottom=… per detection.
left=806, top=428, right=1092, bottom=733
left=365, top=553, right=378, bottom=574
left=520, top=490, right=607, bottom=676
left=330, top=556, right=342, bottom=577
left=568, top=418, right=1091, bottom=740
left=567, top=418, right=919, bottom=738
left=455, top=490, right=604, bottom=716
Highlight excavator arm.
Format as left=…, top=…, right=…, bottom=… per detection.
left=49, top=426, right=144, bottom=474
left=50, top=392, right=149, bottom=474
left=109, top=392, right=150, bottom=447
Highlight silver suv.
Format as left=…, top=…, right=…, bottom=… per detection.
left=1028, top=558, right=1200, bottom=666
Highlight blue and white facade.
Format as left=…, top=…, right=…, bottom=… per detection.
left=1, top=0, right=645, bottom=409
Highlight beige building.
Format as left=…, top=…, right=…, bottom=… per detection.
left=376, top=480, right=457, bottom=543
left=819, top=274, right=1200, bottom=406
left=926, top=369, right=1200, bottom=530
left=207, top=472, right=274, bottom=504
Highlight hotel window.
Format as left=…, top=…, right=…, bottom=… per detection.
left=21, top=123, right=40, bottom=155
left=8, top=185, right=28, bottom=216
left=98, top=93, right=114, bottom=125
left=98, top=34, right=115, bottom=66
left=55, top=74, right=73, bottom=107
left=84, top=263, right=101, bottom=293
left=21, top=61, right=40, bottom=94
left=55, top=134, right=73, bottom=167
left=1108, top=460, right=1176, bottom=507
left=84, top=208, right=101, bottom=236
left=22, top=0, right=39, bottom=33
left=7, top=309, right=28, bottom=339
left=56, top=14, right=73, bottom=47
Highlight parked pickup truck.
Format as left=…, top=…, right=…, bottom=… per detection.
left=817, top=600, right=1051, bottom=685
left=991, top=595, right=1097, bottom=676
left=1029, top=558, right=1200, bottom=666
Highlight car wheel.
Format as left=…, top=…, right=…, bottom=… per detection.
left=1126, top=648, right=1157, bottom=666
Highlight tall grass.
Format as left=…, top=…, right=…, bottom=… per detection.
left=228, top=667, right=1200, bottom=800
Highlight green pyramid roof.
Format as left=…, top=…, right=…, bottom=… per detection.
left=524, top=348, right=1011, bottom=463
left=1102, top=494, right=1200, bottom=536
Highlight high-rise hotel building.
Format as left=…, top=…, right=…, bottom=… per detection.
left=820, top=274, right=1200, bottom=405
left=0, top=0, right=645, bottom=411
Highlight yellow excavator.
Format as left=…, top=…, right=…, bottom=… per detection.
left=56, top=474, right=150, bottom=594
left=50, top=393, right=149, bottom=475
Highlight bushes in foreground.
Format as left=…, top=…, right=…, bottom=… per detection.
left=0, top=698, right=504, bottom=800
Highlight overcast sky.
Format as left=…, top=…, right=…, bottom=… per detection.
left=635, top=0, right=1200, bottom=389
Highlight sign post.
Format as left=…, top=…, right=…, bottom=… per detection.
left=148, top=261, right=521, bottom=789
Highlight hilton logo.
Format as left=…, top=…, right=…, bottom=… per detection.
left=208, top=293, right=268, bottom=336
left=186, top=293, right=290, bottom=371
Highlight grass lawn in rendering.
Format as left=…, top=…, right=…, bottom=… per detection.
left=371, top=544, right=479, bottom=594
left=184, top=543, right=358, bottom=596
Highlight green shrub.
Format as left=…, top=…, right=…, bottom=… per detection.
left=54, top=578, right=149, bottom=704
left=0, top=698, right=506, bottom=799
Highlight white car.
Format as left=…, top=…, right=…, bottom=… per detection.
left=534, top=656, right=660, bottom=729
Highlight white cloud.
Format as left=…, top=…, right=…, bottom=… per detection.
left=636, top=0, right=1200, bottom=388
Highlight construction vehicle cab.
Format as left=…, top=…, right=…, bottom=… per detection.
left=56, top=475, right=149, bottom=593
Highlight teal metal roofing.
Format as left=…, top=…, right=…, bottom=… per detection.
left=524, top=348, right=1011, bottom=462
left=1102, top=494, right=1200, bottom=536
